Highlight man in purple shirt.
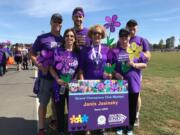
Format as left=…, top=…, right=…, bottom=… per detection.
left=72, top=7, right=91, bottom=49
left=126, top=19, right=151, bottom=127
left=29, top=13, right=63, bottom=135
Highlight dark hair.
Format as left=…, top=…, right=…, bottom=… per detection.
left=119, top=28, right=130, bottom=37
left=62, top=28, right=80, bottom=53
left=72, top=7, right=84, bottom=17
left=51, top=13, right=63, bottom=23
left=126, top=19, right=138, bottom=27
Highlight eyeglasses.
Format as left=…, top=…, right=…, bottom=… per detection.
left=65, top=35, right=75, bottom=38
left=92, top=31, right=102, bottom=36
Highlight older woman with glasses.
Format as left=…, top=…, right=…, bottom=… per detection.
left=79, top=24, right=112, bottom=135
left=50, top=28, right=80, bottom=135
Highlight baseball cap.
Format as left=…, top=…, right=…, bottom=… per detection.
left=72, top=7, right=84, bottom=17
left=126, top=19, right=138, bottom=27
left=119, top=28, right=130, bottom=37
left=51, top=13, right=63, bottom=22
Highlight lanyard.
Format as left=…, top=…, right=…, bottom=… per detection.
left=91, top=44, right=102, bottom=65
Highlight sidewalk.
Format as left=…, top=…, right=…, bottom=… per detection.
left=0, top=65, right=37, bottom=135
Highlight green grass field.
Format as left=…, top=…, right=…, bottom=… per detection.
left=47, top=52, right=180, bottom=135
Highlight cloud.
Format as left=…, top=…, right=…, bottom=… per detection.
left=151, top=16, right=180, bottom=22
left=0, top=21, right=13, bottom=29
left=20, top=0, right=112, bottom=18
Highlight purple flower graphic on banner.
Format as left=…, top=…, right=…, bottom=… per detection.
left=104, top=14, right=121, bottom=47
left=96, top=82, right=105, bottom=91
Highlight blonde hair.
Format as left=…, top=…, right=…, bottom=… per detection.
left=88, top=24, right=106, bottom=39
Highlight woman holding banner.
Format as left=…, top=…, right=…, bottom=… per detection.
left=112, top=28, right=148, bottom=135
left=50, top=28, right=80, bottom=135
left=79, top=24, right=112, bottom=135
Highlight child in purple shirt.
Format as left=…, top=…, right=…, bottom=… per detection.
left=126, top=19, right=151, bottom=127
left=112, top=28, right=148, bottom=135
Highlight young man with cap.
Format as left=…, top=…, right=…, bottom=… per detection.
left=126, top=19, right=151, bottom=127
left=72, top=7, right=91, bottom=49
left=112, top=28, right=148, bottom=135
left=29, top=13, right=63, bottom=135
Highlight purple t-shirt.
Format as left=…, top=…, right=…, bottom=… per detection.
left=53, top=47, right=79, bottom=102
left=130, top=36, right=150, bottom=52
left=74, top=27, right=91, bottom=49
left=32, top=32, right=63, bottom=79
left=14, top=50, right=22, bottom=57
left=79, top=44, right=111, bottom=79
left=0, top=49, right=6, bottom=65
left=112, top=47, right=147, bottom=93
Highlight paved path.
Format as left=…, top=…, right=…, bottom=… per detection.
left=0, top=66, right=37, bottom=135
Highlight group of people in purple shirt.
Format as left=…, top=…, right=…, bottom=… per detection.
left=29, top=7, right=151, bottom=135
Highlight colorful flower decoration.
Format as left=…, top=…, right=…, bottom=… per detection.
left=104, top=14, right=121, bottom=47
left=60, top=74, right=71, bottom=83
left=37, top=50, right=53, bottom=68
left=127, top=42, right=142, bottom=60
left=104, top=15, right=121, bottom=32
left=104, top=63, right=116, bottom=74
left=96, top=82, right=105, bottom=91
left=121, top=62, right=131, bottom=74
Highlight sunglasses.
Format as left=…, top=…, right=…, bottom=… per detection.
left=65, top=35, right=75, bottom=38
left=93, top=31, right=102, bottom=35
left=53, top=20, right=62, bottom=24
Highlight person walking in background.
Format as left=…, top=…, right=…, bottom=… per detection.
left=29, top=13, right=63, bottom=135
left=72, top=7, right=91, bottom=49
left=14, top=44, right=22, bottom=71
left=112, top=28, right=148, bottom=135
left=22, top=45, right=29, bottom=70
left=126, top=19, right=151, bottom=127
left=50, top=29, right=80, bottom=135
left=0, top=45, right=6, bottom=76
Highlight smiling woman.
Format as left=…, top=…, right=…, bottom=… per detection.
left=49, top=28, right=80, bottom=135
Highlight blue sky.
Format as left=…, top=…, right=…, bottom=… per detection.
left=0, top=0, right=180, bottom=46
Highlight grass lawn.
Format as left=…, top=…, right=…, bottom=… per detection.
left=47, top=52, right=180, bottom=135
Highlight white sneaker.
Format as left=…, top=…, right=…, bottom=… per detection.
left=134, top=118, right=140, bottom=127
left=127, top=130, right=133, bottom=135
left=116, top=130, right=123, bottom=135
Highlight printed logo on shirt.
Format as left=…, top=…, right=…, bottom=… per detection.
left=50, top=41, right=58, bottom=48
left=117, top=54, right=129, bottom=62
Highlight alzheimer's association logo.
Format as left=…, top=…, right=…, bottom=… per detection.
left=97, top=115, right=106, bottom=125
left=108, top=114, right=127, bottom=125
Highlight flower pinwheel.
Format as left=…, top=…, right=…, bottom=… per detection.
left=104, top=14, right=121, bottom=46
left=121, top=62, right=131, bottom=74
left=60, top=74, right=71, bottom=83
left=104, top=63, right=116, bottom=74
left=127, top=42, right=142, bottom=60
